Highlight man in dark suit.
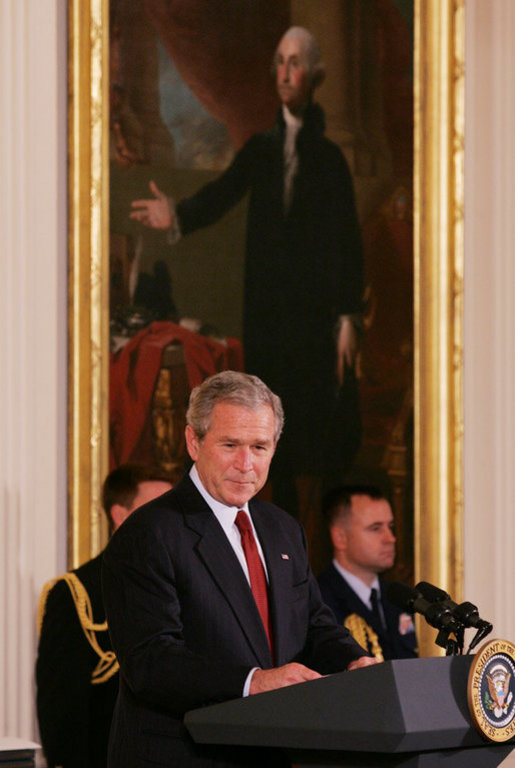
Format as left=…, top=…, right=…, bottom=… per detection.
left=317, top=485, right=418, bottom=661
left=102, top=371, right=376, bottom=768
left=36, top=464, right=172, bottom=768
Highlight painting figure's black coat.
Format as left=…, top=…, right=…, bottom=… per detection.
left=177, top=104, right=364, bottom=475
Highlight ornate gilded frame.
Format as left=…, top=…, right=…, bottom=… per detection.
left=68, top=0, right=465, bottom=656
left=68, top=0, right=110, bottom=562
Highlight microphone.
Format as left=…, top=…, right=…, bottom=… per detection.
left=387, top=582, right=463, bottom=635
left=415, top=581, right=493, bottom=633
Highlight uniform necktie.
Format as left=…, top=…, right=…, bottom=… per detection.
left=235, top=510, right=273, bottom=655
left=370, top=587, right=385, bottom=629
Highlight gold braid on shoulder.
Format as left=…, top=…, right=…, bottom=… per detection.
left=344, top=613, right=384, bottom=662
left=37, top=573, right=119, bottom=684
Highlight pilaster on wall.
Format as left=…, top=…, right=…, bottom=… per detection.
left=0, top=0, right=67, bottom=740
left=464, top=0, right=515, bottom=641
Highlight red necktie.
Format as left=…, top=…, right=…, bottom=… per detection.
left=235, top=509, right=274, bottom=656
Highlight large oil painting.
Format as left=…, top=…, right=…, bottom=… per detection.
left=106, top=0, right=415, bottom=575
left=68, top=0, right=464, bottom=654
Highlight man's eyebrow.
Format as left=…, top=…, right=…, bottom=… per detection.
left=219, top=437, right=274, bottom=449
left=253, top=438, right=273, bottom=447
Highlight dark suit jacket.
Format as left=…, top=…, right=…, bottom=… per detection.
left=36, top=554, right=119, bottom=768
left=317, top=564, right=418, bottom=661
left=102, top=475, right=366, bottom=767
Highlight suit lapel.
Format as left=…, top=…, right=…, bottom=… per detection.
left=330, top=566, right=381, bottom=631
left=176, top=477, right=273, bottom=667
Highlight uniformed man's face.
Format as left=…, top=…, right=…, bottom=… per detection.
left=275, top=34, right=311, bottom=113
left=336, top=496, right=396, bottom=577
left=185, top=402, right=276, bottom=507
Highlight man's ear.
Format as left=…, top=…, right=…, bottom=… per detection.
left=330, top=524, right=347, bottom=552
left=110, top=503, right=130, bottom=531
left=185, top=425, right=200, bottom=462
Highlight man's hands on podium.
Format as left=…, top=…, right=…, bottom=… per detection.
left=346, top=656, right=380, bottom=671
left=249, top=656, right=380, bottom=695
left=249, top=663, right=321, bottom=694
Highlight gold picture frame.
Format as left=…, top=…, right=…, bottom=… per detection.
left=67, top=0, right=465, bottom=657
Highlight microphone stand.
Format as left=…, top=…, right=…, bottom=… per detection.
left=435, top=625, right=464, bottom=656
left=467, top=623, right=493, bottom=653
left=435, top=615, right=492, bottom=655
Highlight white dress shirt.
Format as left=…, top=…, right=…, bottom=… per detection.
left=332, top=559, right=382, bottom=615
left=189, top=465, right=269, bottom=583
left=189, top=465, right=268, bottom=695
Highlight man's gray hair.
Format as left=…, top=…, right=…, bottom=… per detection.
left=186, top=370, right=284, bottom=443
left=273, top=26, right=326, bottom=90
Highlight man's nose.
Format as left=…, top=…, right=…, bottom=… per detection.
left=385, top=527, right=396, bottom=543
left=234, top=447, right=253, bottom=472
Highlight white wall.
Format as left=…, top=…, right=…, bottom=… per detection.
left=0, top=0, right=67, bottom=740
left=463, top=0, right=515, bottom=641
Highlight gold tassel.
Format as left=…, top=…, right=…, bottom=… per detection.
left=37, top=572, right=119, bottom=684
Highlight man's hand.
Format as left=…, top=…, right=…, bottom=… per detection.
left=347, top=656, right=381, bottom=671
left=130, top=180, right=172, bottom=230
left=249, top=663, right=322, bottom=695
left=336, top=315, right=358, bottom=387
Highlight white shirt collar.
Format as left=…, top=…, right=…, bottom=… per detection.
left=189, top=464, right=249, bottom=521
left=282, top=104, right=303, bottom=130
left=332, top=559, right=380, bottom=610
left=188, top=465, right=267, bottom=580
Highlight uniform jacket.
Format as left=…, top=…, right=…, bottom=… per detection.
left=36, top=554, right=119, bottom=768
left=317, top=564, right=418, bottom=661
left=102, top=474, right=366, bottom=767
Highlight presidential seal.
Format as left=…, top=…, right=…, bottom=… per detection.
left=467, top=638, right=515, bottom=742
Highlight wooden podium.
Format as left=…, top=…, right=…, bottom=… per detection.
left=185, top=656, right=515, bottom=767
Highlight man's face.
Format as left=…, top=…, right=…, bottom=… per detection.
left=275, top=34, right=311, bottom=113
left=336, top=496, right=396, bottom=578
left=185, top=401, right=276, bottom=508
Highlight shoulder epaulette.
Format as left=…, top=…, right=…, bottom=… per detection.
left=37, top=572, right=119, bottom=684
left=344, top=613, right=385, bottom=661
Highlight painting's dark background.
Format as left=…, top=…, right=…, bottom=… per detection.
left=108, top=0, right=414, bottom=581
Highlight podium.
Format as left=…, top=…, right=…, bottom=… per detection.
left=185, top=656, right=515, bottom=767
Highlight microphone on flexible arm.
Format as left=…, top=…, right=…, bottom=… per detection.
left=387, top=582, right=465, bottom=654
left=387, top=582, right=464, bottom=633
left=415, top=581, right=493, bottom=652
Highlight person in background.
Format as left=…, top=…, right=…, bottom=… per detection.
left=129, top=26, right=364, bottom=516
left=318, top=484, right=417, bottom=661
left=36, top=464, right=172, bottom=768
left=102, top=371, right=377, bottom=768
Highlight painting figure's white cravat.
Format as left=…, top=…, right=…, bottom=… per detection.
left=282, top=106, right=302, bottom=210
